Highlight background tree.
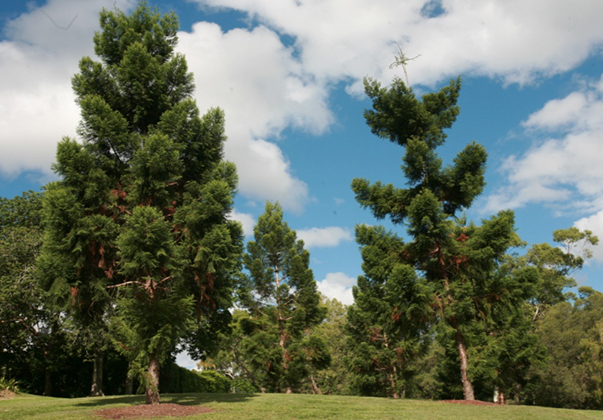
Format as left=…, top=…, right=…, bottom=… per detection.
left=308, top=295, right=350, bottom=395
left=240, top=201, right=327, bottom=393
left=0, top=191, right=58, bottom=395
left=38, top=1, right=242, bottom=404
left=526, top=287, right=603, bottom=409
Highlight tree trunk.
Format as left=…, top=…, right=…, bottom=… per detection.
left=125, top=360, right=134, bottom=395
left=43, top=368, right=52, bottom=397
left=309, top=375, right=322, bottom=395
left=275, top=264, right=291, bottom=394
left=455, top=330, right=475, bottom=400
left=383, top=332, right=399, bottom=399
left=145, top=356, right=160, bottom=404
left=494, top=386, right=506, bottom=405
left=388, top=371, right=400, bottom=399
left=89, top=352, right=105, bottom=396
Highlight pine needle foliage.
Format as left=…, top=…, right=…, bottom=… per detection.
left=38, top=1, right=242, bottom=404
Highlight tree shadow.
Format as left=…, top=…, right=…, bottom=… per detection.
left=74, top=395, right=145, bottom=407
left=74, top=392, right=257, bottom=408
left=163, top=392, right=257, bottom=405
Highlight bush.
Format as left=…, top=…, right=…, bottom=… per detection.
left=0, top=376, right=19, bottom=393
left=160, top=362, right=232, bottom=393
left=231, top=378, right=258, bottom=393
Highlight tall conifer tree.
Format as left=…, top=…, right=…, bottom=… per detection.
left=38, top=2, right=242, bottom=404
left=351, top=76, right=527, bottom=400
left=241, top=202, right=327, bottom=393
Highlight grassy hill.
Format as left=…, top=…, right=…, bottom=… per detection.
left=2, top=392, right=603, bottom=420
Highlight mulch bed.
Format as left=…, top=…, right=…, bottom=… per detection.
left=441, top=399, right=501, bottom=406
left=0, top=390, right=16, bottom=400
left=95, top=403, right=213, bottom=419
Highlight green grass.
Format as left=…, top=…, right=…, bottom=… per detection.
left=2, top=393, right=603, bottom=420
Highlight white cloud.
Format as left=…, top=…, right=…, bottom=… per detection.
left=175, top=349, right=198, bottom=370
left=177, top=23, right=332, bottom=212
left=227, top=209, right=255, bottom=236
left=317, top=272, right=356, bottom=305
left=0, top=0, right=135, bottom=177
left=5, top=0, right=603, bottom=214
left=575, top=211, right=603, bottom=262
left=296, top=226, right=353, bottom=248
left=195, top=0, right=603, bottom=87
left=483, top=76, right=603, bottom=214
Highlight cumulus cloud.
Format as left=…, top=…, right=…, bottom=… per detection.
left=575, top=211, right=603, bottom=262
left=317, top=272, right=356, bottom=305
left=483, top=75, right=603, bottom=214
left=177, top=23, right=332, bottom=212
left=0, top=1, right=329, bottom=213
left=195, top=0, right=603, bottom=88
left=5, top=0, right=603, bottom=213
left=0, top=0, right=135, bottom=176
left=296, top=226, right=353, bottom=248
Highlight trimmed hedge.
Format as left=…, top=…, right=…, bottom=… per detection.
left=160, top=362, right=231, bottom=393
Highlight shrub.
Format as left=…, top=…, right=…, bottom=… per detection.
left=0, top=376, right=19, bottom=393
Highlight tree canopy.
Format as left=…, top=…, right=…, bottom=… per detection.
left=37, top=1, right=242, bottom=404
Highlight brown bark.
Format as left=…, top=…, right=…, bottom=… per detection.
left=435, top=242, right=475, bottom=402
left=455, top=330, right=475, bottom=401
left=383, top=332, right=399, bottom=399
left=274, top=264, right=292, bottom=394
left=145, top=356, right=160, bottom=405
left=43, top=368, right=52, bottom=397
left=494, top=386, right=506, bottom=405
left=125, top=361, right=134, bottom=395
left=309, top=375, right=322, bottom=395
left=89, top=352, right=105, bottom=397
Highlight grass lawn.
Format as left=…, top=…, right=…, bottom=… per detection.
left=2, top=392, right=603, bottom=420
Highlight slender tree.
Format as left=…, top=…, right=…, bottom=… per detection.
left=38, top=1, right=242, bottom=404
left=241, top=202, right=327, bottom=393
left=352, top=75, right=530, bottom=400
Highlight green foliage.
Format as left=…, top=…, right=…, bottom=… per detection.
left=0, top=375, right=19, bottom=393
left=159, top=362, right=231, bottom=393
left=229, top=202, right=328, bottom=393
left=231, top=377, right=259, bottom=393
left=346, top=225, right=431, bottom=398
left=38, top=1, right=243, bottom=402
left=525, top=289, right=603, bottom=409
left=350, top=73, right=544, bottom=401
left=308, top=296, right=351, bottom=395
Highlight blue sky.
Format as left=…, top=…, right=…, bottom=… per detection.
left=2, top=0, right=603, bottom=311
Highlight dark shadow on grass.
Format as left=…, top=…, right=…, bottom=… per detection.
left=74, top=392, right=257, bottom=408
left=163, top=392, right=257, bottom=405
left=74, top=395, right=145, bottom=407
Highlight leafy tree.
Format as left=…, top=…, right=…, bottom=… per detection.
left=38, top=1, right=242, bottom=404
left=0, top=191, right=58, bottom=395
left=527, top=287, right=603, bottom=409
left=240, top=202, right=327, bottom=393
left=351, top=76, right=533, bottom=400
left=309, top=296, right=350, bottom=395
left=523, top=228, right=598, bottom=321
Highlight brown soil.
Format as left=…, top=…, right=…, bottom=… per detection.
left=95, top=403, right=213, bottom=419
left=441, top=399, right=501, bottom=406
left=0, top=390, right=16, bottom=400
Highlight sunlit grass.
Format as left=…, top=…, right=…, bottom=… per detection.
left=2, top=392, right=603, bottom=420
